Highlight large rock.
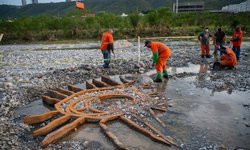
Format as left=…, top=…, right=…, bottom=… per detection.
left=137, top=75, right=153, bottom=85
left=247, top=77, right=250, bottom=85
left=114, top=40, right=134, bottom=49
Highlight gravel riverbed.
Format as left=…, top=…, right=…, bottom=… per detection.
left=0, top=40, right=250, bottom=149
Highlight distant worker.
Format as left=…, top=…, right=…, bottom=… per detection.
left=100, top=29, right=114, bottom=68
left=144, top=41, right=171, bottom=82
left=218, top=46, right=237, bottom=70
left=231, top=25, right=243, bottom=60
left=214, top=27, right=226, bottom=50
left=198, top=27, right=213, bottom=58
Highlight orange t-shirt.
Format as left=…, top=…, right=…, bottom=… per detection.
left=100, top=32, right=114, bottom=50
left=150, top=42, right=171, bottom=57
left=232, top=31, right=243, bottom=47
left=221, top=48, right=237, bottom=66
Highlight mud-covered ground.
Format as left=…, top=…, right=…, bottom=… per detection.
left=0, top=40, right=250, bottom=150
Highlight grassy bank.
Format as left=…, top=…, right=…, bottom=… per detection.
left=0, top=8, right=249, bottom=44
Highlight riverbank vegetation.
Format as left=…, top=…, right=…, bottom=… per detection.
left=0, top=7, right=249, bottom=43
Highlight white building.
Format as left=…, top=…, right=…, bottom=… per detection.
left=121, top=13, right=128, bottom=17
left=173, top=2, right=204, bottom=12
left=222, top=0, right=250, bottom=12
left=32, top=0, right=38, bottom=4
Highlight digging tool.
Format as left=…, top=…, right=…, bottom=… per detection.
left=108, top=43, right=115, bottom=59
left=212, top=44, right=221, bottom=71
left=112, top=49, right=116, bottom=59
left=0, top=33, right=3, bottom=42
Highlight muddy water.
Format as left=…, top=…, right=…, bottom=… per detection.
left=62, top=121, right=172, bottom=150
left=15, top=100, right=52, bottom=116
left=146, top=62, right=210, bottom=77
left=63, top=123, right=115, bottom=149
left=158, top=76, right=250, bottom=149
left=15, top=64, right=250, bottom=149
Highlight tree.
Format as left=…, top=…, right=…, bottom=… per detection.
left=128, top=12, right=141, bottom=30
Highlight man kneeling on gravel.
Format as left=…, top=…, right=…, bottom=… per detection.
left=217, top=45, right=237, bottom=70
left=144, top=40, right=172, bottom=82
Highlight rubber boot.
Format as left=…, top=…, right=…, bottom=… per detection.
left=154, top=73, right=162, bottom=82
left=163, top=70, right=169, bottom=79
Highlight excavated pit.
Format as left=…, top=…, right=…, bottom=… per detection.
left=20, top=75, right=176, bottom=149
left=15, top=63, right=250, bottom=149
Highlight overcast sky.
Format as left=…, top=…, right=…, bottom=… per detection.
left=0, top=0, right=69, bottom=5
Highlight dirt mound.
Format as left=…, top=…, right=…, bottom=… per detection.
left=114, top=40, right=134, bottom=49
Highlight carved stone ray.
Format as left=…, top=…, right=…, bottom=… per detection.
left=92, top=79, right=109, bottom=87
left=101, top=76, right=120, bottom=86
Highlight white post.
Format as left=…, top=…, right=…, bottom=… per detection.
left=173, top=3, right=175, bottom=13
left=0, top=33, right=3, bottom=42
left=138, top=36, right=141, bottom=63
left=176, top=0, right=178, bottom=13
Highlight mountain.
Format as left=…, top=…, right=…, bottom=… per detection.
left=0, top=0, right=246, bottom=19
left=0, top=2, right=76, bottom=19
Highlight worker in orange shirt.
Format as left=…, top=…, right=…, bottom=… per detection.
left=218, top=46, right=237, bottom=70
left=144, top=40, right=171, bottom=82
left=100, top=29, right=114, bottom=68
left=231, top=25, right=243, bottom=60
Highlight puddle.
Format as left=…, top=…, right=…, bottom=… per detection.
left=146, top=62, right=210, bottom=77
left=62, top=123, right=115, bottom=149
left=15, top=100, right=52, bottom=117
left=159, top=76, right=250, bottom=148
left=75, top=82, right=86, bottom=89
left=108, top=122, right=171, bottom=150
left=62, top=121, right=172, bottom=150
left=169, top=62, right=209, bottom=74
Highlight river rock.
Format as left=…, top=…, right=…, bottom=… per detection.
left=4, top=82, right=14, bottom=88
left=114, top=40, right=134, bottom=49
left=137, top=75, right=153, bottom=85
left=138, top=67, right=145, bottom=74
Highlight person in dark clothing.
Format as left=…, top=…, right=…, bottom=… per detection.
left=214, top=28, right=226, bottom=55
left=214, top=28, right=226, bottom=48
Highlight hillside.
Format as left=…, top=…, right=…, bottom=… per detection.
left=0, top=2, right=76, bottom=19
left=0, top=0, right=246, bottom=19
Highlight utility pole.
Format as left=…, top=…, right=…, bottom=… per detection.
left=21, top=0, right=27, bottom=6
left=176, top=0, right=178, bottom=13
left=32, top=0, right=38, bottom=4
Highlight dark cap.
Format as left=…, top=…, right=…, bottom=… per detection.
left=144, top=40, right=151, bottom=47
left=220, top=46, right=226, bottom=50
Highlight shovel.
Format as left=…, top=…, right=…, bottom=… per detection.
left=213, top=61, right=221, bottom=71
left=212, top=45, right=221, bottom=71
left=112, top=49, right=115, bottom=59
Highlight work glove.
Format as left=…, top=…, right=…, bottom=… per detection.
left=152, top=52, right=159, bottom=63
left=107, top=43, right=114, bottom=52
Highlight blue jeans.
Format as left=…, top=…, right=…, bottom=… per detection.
left=101, top=49, right=111, bottom=68
left=232, top=46, right=241, bottom=60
